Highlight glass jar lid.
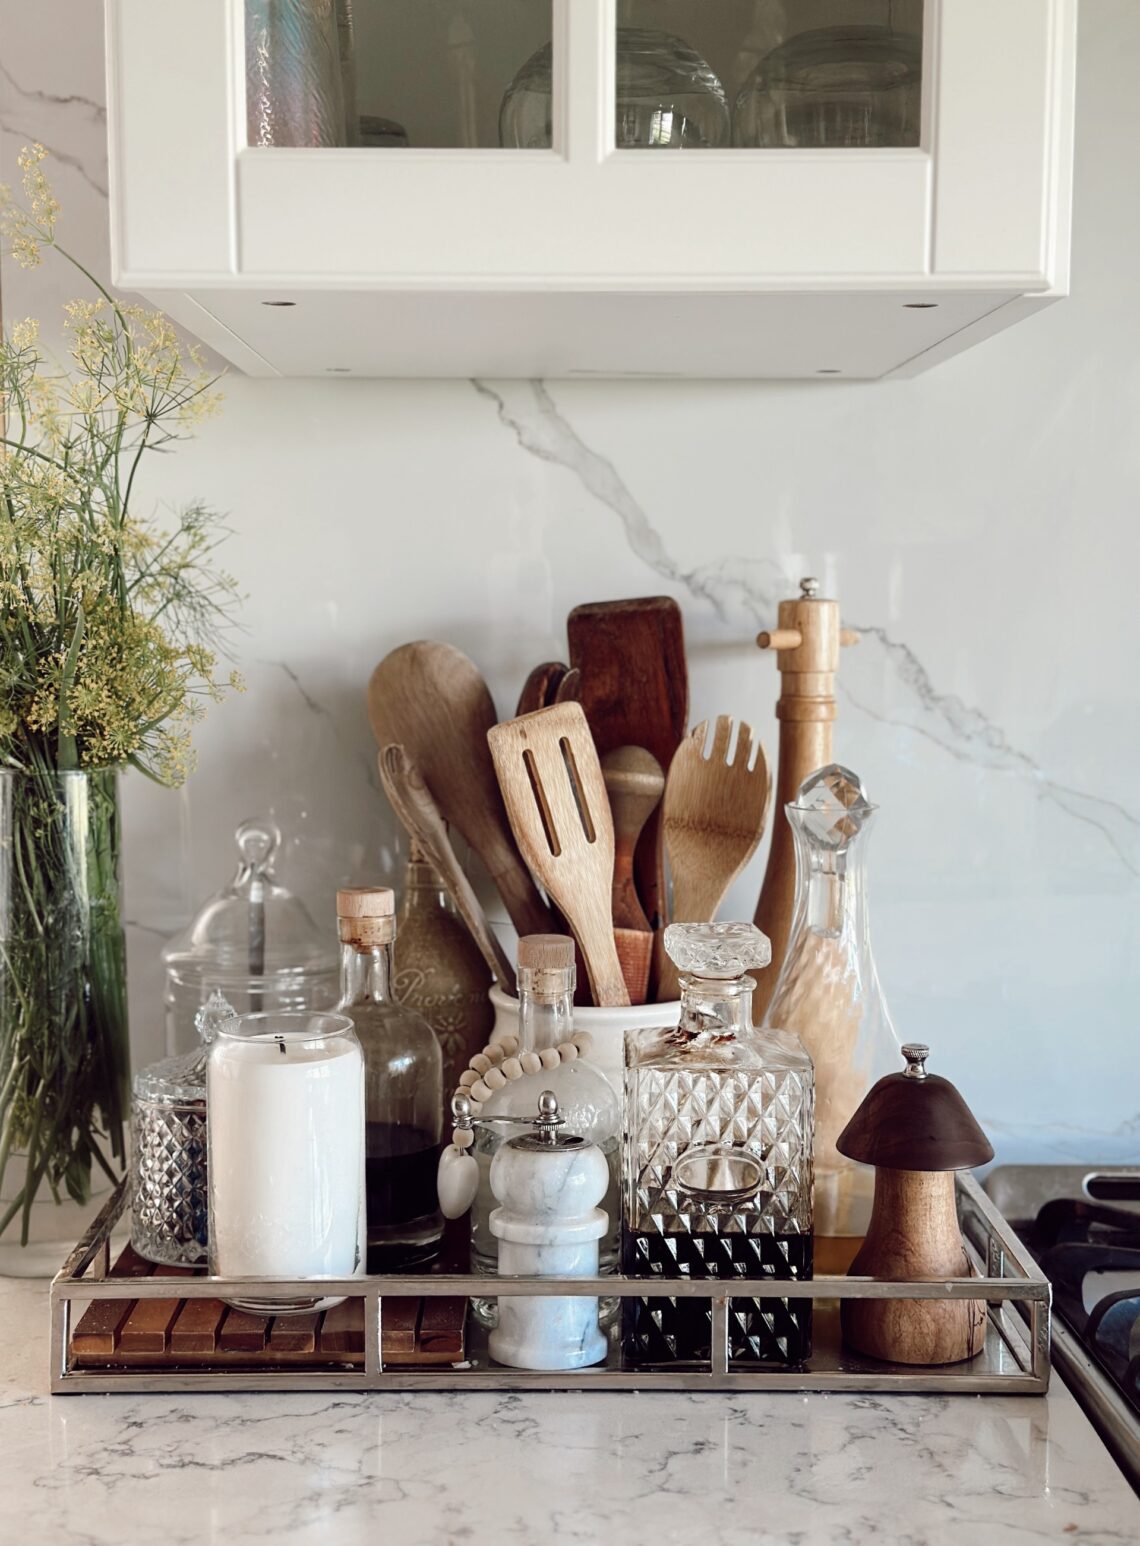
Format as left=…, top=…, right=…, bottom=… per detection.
left=133, top=990, right=235, bottom=1105
left=161, top=818, right=337, bottom=992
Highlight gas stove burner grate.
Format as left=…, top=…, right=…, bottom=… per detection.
left=986, top=1165, right=1140, bottom=1496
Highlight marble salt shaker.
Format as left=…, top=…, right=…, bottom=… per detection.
left=488, top=1091, right=608, bottom=1372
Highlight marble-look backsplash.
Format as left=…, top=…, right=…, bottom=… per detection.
left=1, top=1, right=1137, bottom=1163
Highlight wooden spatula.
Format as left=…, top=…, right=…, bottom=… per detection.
left=488, top=703, right=630, bottom=1008
left=368, top=641, right=554, bottom=939
left=568, top=597, right=687, bottom=939
left=601, top=746, right=664, bottom=1006
left=657, top=717, right=771, bottom=1002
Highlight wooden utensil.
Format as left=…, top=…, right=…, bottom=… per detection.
left=516, top=662, right=569, bottom=716
left=488, top=703, right=630, bottom=1009
left=368, top=641, right=553, bottom=939
left=568, top=598, right=687, bottom=944
left=752, top=576, right=858, bottom=1018
left=657, top=717, right=771, bottom=1003
left=600, top=747, right=664, bottom=1006
left=378, top=743, right=517, bottom=996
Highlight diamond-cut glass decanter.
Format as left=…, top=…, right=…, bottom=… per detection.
left=764, top=765, right=898, bottom=1237
left=623, top=923, right=814, bottom=1368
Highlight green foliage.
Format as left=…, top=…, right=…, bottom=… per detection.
left=0, top=145, right=242, bottom=787
left=0, top=149, right=242, bottom=1239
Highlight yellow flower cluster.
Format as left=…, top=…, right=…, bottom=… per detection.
left=0, top=148, right=240, bottom=786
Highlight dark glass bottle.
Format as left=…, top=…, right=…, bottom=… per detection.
left=336, top=887, right=443, bottom=1269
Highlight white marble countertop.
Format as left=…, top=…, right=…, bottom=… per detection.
left=2, top=1275, right=1137, bottom=1545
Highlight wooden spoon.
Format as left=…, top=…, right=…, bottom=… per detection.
left=377, top=744, right=516, bottom=995
left=600, top=747, right=664, bottom=1006
left=657, top=717, right=771, bottom=1002
left=368, top=641, right=553, bottom=939
left=488, top=703, right=630, bottom=1008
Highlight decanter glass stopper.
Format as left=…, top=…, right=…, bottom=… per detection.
left=795, top=764, right=875, bottom=854
left=663, top=921, right=771, bottom=980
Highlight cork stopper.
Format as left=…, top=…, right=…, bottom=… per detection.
left=517, top=934, right=575, bottom=1000
left=337, top=886, right=395, bottom=947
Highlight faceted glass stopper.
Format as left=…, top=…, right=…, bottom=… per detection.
left=791, top=763, right=874, bottom=849
left=663, top=922, right=771, bottom=980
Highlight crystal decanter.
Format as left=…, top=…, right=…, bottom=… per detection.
left=623, top=922, right=814, bottom=1369
left=763, top=765, right=899, bottom=1238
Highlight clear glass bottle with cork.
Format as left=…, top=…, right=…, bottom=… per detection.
left=470, top=934, right=621, bottom=1279
left=336, top=886, right=443, bottom=1270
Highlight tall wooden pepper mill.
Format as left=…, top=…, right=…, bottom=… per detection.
left=752, top=576, right=858, bottom=1020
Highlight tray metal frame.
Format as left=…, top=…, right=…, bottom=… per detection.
left=50, top=1172, right=1050, bottom=1395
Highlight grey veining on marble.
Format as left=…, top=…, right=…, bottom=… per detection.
left=473, top=379, right=1139, bottom=879
left=2, top=1276, right=1138, bottom=1546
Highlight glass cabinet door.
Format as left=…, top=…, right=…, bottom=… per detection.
left=246, top=0, right=556, bottom=150
left=611, top=0, right=924, bottom=149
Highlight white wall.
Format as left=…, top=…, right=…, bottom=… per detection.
left=1, top=0, right=1137, bottom=1162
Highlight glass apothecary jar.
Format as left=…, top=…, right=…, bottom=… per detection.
left=162, top=818, right=339, bottom=1055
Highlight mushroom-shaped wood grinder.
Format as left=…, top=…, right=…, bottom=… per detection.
left=836, top=1043, right=994, bottom=1365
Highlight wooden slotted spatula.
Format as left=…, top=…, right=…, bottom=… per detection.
left=657, top=717, right=771, bottom=1002
left=368, top=641, right=554, bottom=939
left=488, top=703, right=630, bottom=1009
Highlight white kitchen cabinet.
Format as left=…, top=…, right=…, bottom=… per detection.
left=104, top=0, right=1076, bottom=379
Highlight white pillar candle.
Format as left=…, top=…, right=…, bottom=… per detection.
left=208, top=1012, right=365, bottom=1311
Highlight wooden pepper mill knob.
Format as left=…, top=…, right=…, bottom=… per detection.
left=753, top=576, right=858, bottom=1018
left=836, top=1045, right=995, bottom=1366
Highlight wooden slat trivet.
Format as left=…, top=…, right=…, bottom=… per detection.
left=71, top=1242, right=154, bottom=1354
left=378, top=1297, right=419, bottom=1358
left=170, top=1297, right=227, bottom=1355
left=417, top=1296, right=467, bottom=1360
left=219, top=1308, right=269, bottom=1353
left=319, top=1297, right=364, bottom=1356
left=119, top=1265, right=194, bottom=1354
left=268, top=1312, right=319, bottom=1355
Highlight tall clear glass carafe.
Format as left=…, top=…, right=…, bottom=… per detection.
left=763, top=765, right=899, bottom=1239
left=472, top=935, right=621, bottom=1279
left=336, top=887, right=443, bottom=1269
left=623, top=922, right=814, bottom=1369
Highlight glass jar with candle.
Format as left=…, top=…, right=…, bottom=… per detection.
left=336, top=887, right=444, bottom=1270
left=207, top=1009, right=365, bottom=1313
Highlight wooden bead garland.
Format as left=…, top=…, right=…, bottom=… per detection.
left=450, top=1031, right=596, bottom=1144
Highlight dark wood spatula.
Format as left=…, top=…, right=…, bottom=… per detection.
left=568, top=597, right=688, bottom=942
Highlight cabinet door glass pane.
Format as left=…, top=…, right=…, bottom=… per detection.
left=246, top=1, right=554, bottom=149
left=614, top=0, right=923, bottom=149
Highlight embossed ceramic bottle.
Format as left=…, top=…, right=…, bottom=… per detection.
left=623, top=922, right=814, bottom=1369
left=393, top=843, right=493, bottom=1114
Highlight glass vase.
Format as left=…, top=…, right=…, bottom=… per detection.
left=0, top=769, right=129, bottom=1272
